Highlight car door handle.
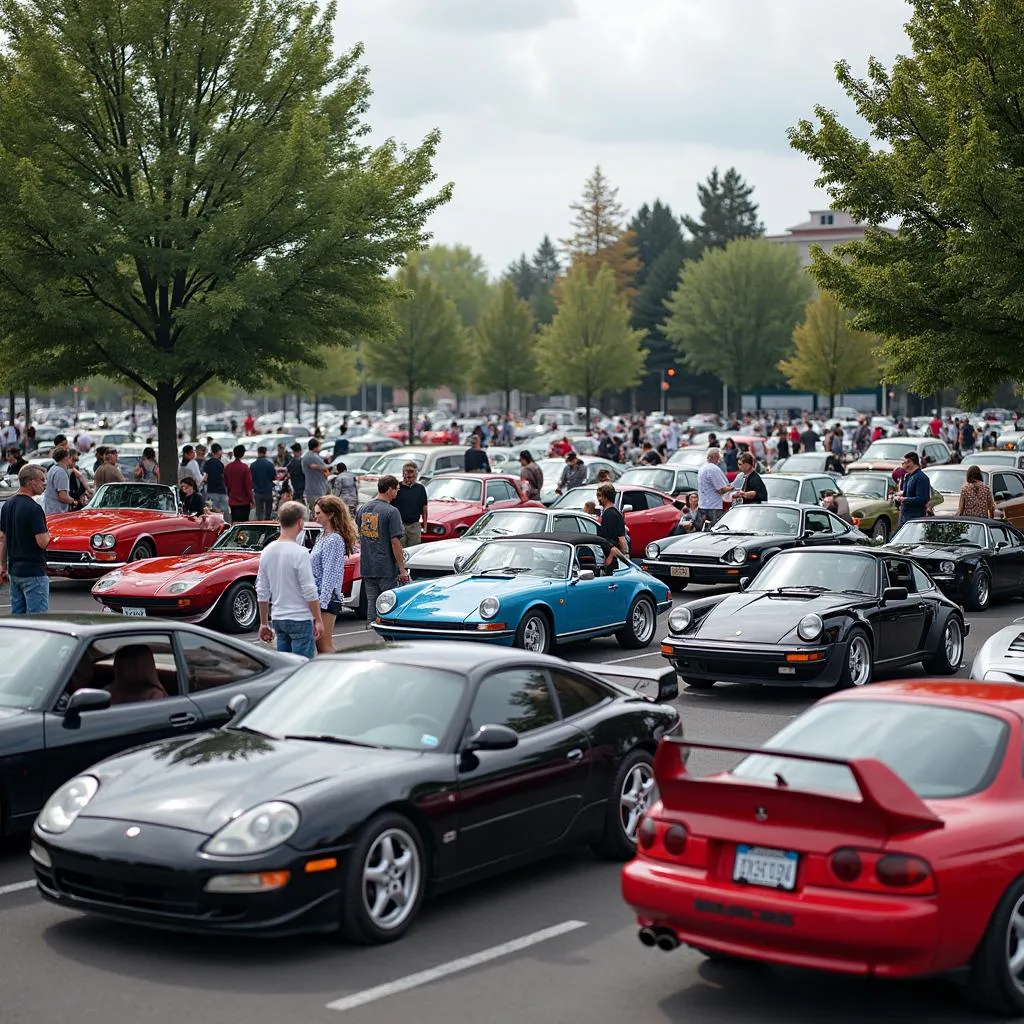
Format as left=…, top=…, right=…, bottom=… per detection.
left=607, top=584, right=618, bottom=590
left=566, top=748, right=583, bottom=761
left=169, top=712, right=198, bottom=728
left=916, top=602, right=928, bottom=610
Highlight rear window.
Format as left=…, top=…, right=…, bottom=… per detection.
left=732, top=701, right=1007, bottom=799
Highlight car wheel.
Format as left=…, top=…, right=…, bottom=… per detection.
left=616, top=595, right=657, bottom=649
left=838, top=629, right=873, bottom=688
left=871, top=518, right=889, bottom=542
left=129, top=540, right=155, bottom=561
left=355, top=583, right=368, bottom=620
left=682, top=677, right=716, bottom=690
left=341, top=812, right=426, bottom=945
left=922, top=615, right=964, bottom=675
left=965, top=875, right=1024, bottom=1017
left=515, top=610, right=551, bottom=654
left=220, top=580, right=258, bottom=633
left=965, top=570, right=991, bottom=612
left=595, top=750, right=656, bottom=860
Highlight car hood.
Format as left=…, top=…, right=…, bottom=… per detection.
left=427, top=499, right=482, bottom=523
left=845, top=496, right=888, bottom=515
left=660, top=532, right=788, bottom=556
left=0, top=706, right=26, bottom=721
left=405, top=536, right=484, bottom=569
left=848, top=460, right=899, bottom=472
left=694, top=591, right=863, bottom=643
left=94, top=551, right=259, bottom=592
left=392, top=573, right=561, bottom=620
left=84, top=731, right=427, bottom=834
left=887, top=542, right=977, bottom=561
left=47, top=508, right=175, bottom=542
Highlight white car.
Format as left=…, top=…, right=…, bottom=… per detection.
left=970, top=623, right=1024, bottom=683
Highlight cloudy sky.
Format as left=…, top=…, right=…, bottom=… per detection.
left=336, top=0, right=913, bottom=276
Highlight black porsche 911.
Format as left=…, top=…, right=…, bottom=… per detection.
left=31, top=642, right=680, bottom=942
left=659, top=546, right=966, bottom=690
left=641, top=502, right=868, bottom=591
left=887, top=516, right=1024, bottom=611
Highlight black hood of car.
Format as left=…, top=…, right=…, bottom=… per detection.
left=693, top=590, right=866, bottom=643
left=659, top=531, right=795, bottom=556
left=888, top=542, right=980, bottom=561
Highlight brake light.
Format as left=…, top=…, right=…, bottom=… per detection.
left=663, top=824, right=687, bottom=855
left=638, top=817, right=656, bottom=850
left=830, top=848, right=862, bottom=882
left=876, top=854, right=932, bottom=888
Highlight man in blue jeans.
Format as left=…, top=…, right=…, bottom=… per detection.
left=255, top=500, right=323, bottom=658
left=0, top=465, right=50, bottom=613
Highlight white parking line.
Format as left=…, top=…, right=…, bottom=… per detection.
left=0, top=880, right=35, bottom=897
left=603, top=651, right=663, bottom=664
left=325, top=919, right=588, bottom=1012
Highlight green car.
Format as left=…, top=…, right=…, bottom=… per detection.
left=840, top=472, right=943, bottom=542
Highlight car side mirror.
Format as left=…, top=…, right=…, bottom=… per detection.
left=997, top=541, right=1009, bottom=550
left=453, top=555, right=467, bottom=572
left=738, top=577, right=751, bottom=592
left=464, top=724, right=519, bottom=752
left=881, top=586, right=909, bottom=604
left=673, top=498, right=685, bottom=510
left=227, top=693, right=250, bottom=719
left=803, top=528, right=816, bottom=538
left=64, top=688, right=111, bottom=715
left=702, top=521, right=712, bottom=532
left=621, top=504, right=633, bottom=513
left=485, top=495, right=496, bottom=505
left=573, top=569, right=596, bottom=582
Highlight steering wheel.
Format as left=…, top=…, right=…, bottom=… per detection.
left=404, top=713, right=444, bottom=734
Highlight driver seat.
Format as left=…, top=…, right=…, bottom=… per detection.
left=106, top=645, right=168, bottom=704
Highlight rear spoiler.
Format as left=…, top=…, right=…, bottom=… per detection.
left=655, top=739, right=944, bottom=837
left=574, top=662, right=679, bottom=703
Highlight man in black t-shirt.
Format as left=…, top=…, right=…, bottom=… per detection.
left=732, top=452, right=768, bottom=504
left=393, top=462, right=429, bottom=547
left=464, top=435, right=491, bottom=473
left=203, top=444, right=229, bottom=517
left=0, top=464, right=50, bottom=613
left=596, top=483, right=628, bottom=572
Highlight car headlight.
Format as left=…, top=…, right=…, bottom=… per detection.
left=168, top=581, right=192, bottom=594
left=90, top=533, right=104, bottom=549
left=93, top=571, right=123, bottom=592
left=668, top=606, right=692, bottom=633
left=645, top=543, right=661, bottom=560
left=939, top=560, right=955, bottom=574
left=36, top=775, right=99, bottom=834
left=724, top=546, right=747, bottom=564
left=479, top=596, right=500, bottom=619
left=983, top=670, right=1018, bottom=682
left=376, top=590, right=397, bottom=615
left=101, top=534, right=116, bottom=549
left=428, top=524, right=446, bottom=535
left=797, top=613, right=824, bottom=642
left=203, top=801, right=300, bottom=857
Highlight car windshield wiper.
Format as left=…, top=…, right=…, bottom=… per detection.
left=229, top=724, right=278, bottom=739
left=838, top=589, right=874, bottom=596
left=283, top=734, right=379, bottom=748
left=477, top=566, right=531, bottom=574
left=770, top=585, right=831, bottom=594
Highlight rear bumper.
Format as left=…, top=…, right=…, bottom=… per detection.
left=661, top=637, right=840, bottom=687
left=623, top=858, right=940, bottom=977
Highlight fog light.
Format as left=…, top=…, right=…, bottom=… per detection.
left=204, top=871, right=290, bottom=893
left=29, top=841, right=51, bottom=868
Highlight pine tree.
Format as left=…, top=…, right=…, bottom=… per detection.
left=630, top=201, right=685, bottom=288
left=506, top=255, right=538, bottom=302
left=530, top=235, right=561, bottom=325
left=681, top=167, right=764, bottom=257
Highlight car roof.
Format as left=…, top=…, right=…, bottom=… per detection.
left=0, top=614, right=180, bottom=636
left=900, top=515, right=998, bottom=525
left=827, top=680, right=1024, bottom=718
left=325, top=640, right=586, bottom=675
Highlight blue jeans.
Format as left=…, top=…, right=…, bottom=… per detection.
left=207, top=493, right=230, bottom=518
left=272, top=618, right=315, bottom=659
left=10, top=574, right=49, bottom=614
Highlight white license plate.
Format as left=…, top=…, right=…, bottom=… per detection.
left=121, top=607, right=147, bottom=617
left=732, top=845, right=798, bottom=891
left=670, top=566, right=690, bottom=578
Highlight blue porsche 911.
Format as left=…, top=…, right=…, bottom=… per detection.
left=372, top=533, right=672, bottom=654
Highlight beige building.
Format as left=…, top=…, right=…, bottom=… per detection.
left=766, top=209, right=896, bottom=266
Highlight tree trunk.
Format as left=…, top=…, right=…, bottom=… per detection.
left=190, top=394, right=198, bottom=442
left=829, top=393, right=836, bottom=417
left=407, top=381, right=415, bottom=443
left=23, top=387, right=30, bottom=428
left=295, top=393, right=301, bottom=424
left=156, top=382, right=179, bottom=486
left=504, top=388, right=511, bottom=419
left=313, top=394, right=320, bottom=435
left=8, top=389, right=14, bottom=426
left=281, top=392, right=287, bottom=421
left=583, top=391, right=592, bottom=437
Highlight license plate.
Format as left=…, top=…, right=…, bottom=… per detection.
left=671, top=566, right=690, bottom=578
left=121, top=607, right=147, bottom=617
left=733, top=845, right=798, bottom=890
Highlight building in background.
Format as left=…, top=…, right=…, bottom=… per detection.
left=766, top=209, right=897, bottom=266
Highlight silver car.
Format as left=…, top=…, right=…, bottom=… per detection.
left=970, top=623, right=1024, bottom=682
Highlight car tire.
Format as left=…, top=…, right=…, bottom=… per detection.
left=682, top=677, right=716, bottom=690
left=129, top=539, right=155, bottom=561
left=219, top=580, right=258, bottom=633
left=515, top=610, right=551, bottom=654
left=965, top=874, right=1024, bottom=1017
left=965, top=570, right=991, bottom=612
left=838, top=628, right=873, bottom=688
left=355, top=583, right=368, bottom=620
left=616, top=595, right=657, bottom=649
left=595, top=749, right=656, bottom=860
left=871, top=518, right=890, bottom=542
left=341, top=812, right=427, bottom=945
left=921, top=615, right=964, bottom=675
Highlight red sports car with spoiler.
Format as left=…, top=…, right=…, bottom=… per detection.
left=421, top=473, right=543, bottom=540
left=45, top=482, right=225, bottom=579
left=623, top=682, right=1024, bottom=1017
left=91, top=521, right=364, bottom=632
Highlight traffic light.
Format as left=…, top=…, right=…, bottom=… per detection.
left=666, top=368, right=676, bottom=377
left=660, top=381, right=669, bottom=391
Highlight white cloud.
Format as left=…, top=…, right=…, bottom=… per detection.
left=336, top=0, right=914, bottom=273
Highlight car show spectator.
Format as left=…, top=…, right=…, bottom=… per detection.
left=250, top=445, right=277, bottom=520
left=518, top=450, right=544, bottom=501
left=556, top=452, right=587, bottom=495
left=330, top=460, right=359, bottom=516
left=286, top=442, right=305, bottom=502
left=596, top=484, right=628, bottom=570
left=92, top=447, right=124, bottom=486
left=311, top=495, right=358, bottom=653
left=134, top=446, right=159, bottom=482
left=43, top=447, right=75, bottom=515
left=5, top=447, right=26, bottom=476
left=957, top=464, right=997, bottom=518
left=732, top=452, right=767, bottom=504
left=224, top=444, right=254, bottom=523
left=177, top=444, right=203, bottom=488
left=66, top=451, right=90, bottom=509
left=0, top=465, right=50, bottom=614
left=357, top=474, right=409, bottom=618
left=464, top=434, right=491, bottom=473
left=301, top=438, right=330, bottom=513
left=203, top=444, right=229, bottom=517
left=394, top=462, right=429, bottom=548
left=696, top=448, right=733, bottom=527
left=894, top=451, right=931, bottom=525
left=178, top=476, right=207, bottom=515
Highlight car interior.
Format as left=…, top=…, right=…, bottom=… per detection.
left=60, top=635, right=180, bottom=706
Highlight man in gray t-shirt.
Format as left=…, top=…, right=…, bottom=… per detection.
left=300, top=439, right=329, bottom=511
left=44, top=448, right=74, bottom=515
left=356, top=475, right=409, bottom=622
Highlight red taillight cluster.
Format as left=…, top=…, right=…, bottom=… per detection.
left=638, top=816, right=656, bottom=849
left=830, top=847, right=862, bottom=882
left=828, top=847, right=934, bottom=893
left=637, top=816, right=688, bottom=856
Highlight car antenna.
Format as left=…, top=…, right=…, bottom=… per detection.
left=774, top=772, right=788, bottom=788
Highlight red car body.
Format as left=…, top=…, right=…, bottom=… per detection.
left=420, top=427, right=460, bottom=445
left=91, top=521, right=364, bottom=633
left=622, top=681, right=1024, bottom=1015
left=552, top=484, right=684, bottom=556
left=46, top=483, right=225, bottom=579
left=422, top=473, right=544, bottom=541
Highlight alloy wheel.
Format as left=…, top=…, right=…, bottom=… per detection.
left=362, top=828, right=422, bottom=932
left=848, top=635, right=871, bottom=687
left=522, top=615, right=547, bottom=653
left=1007, top=893, right=1024, bottom=995
left=631, top=599, right=655, bottom=644
left=944, top=618, right=964, bottom=667
left=976, top=574, right=990, bottom=609
left=233, top=587, right=257, bottom=630
left=619, top=763, right=656, bottom=841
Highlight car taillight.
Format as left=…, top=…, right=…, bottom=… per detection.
left=876, top=854, right=932, bottom=888
left=638, top=817, right=656, bottom=850
left=830, top=848, right=862, bottom=882
left=663, top=824, right=687, bottom=855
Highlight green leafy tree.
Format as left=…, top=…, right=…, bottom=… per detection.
left=663, top=239, right=812, bottom=413
left=535, top=264, right=646, bottom=425
left=474, top=281, right=535, bottom=416
left=412, top=245, right=492, bottom=329
left=778, top=292, right=879, bottom=412
left=362, top=263, right=469, bottom=442
left=292, top=346, right=360, bottom=429
left=0, top=0, right=449, bottom=481
left=530, top=235, right=561, bottom=325
left=681, top=168, right=764, bottom=257
left=787, top=1, right=1024, bottom=403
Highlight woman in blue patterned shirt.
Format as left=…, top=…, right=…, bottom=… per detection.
left=311, top=495, right=359, bottom=653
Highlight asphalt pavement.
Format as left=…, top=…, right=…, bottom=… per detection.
left=0, top=579, right=1019, bottom=1024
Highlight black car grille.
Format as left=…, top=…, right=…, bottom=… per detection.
left=408, top=567, right=451, bottom=581
left=47, top=550, right=94, bottom=565
left=658, top=552, right=722, bottom=566
left=1008, top=633, right=1024, bottom=655
left=56, top=868, right=202, bottom=914
left=379, top=618, right=478, bottom=631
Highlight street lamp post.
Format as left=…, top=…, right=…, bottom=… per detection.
left=660, top=367, right=676, bottom=417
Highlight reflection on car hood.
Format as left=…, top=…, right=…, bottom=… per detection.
left=391, top=573, right=561, bottom=620
left=427, top=499, right=482, bottom=522
left=0, top=706, right=26, bottom=722
left=46, top=508, right=176, bottom=541
left=93, top=551, right=259, bottom=592
left=405, top=536, right=484, bottom=569
left=888, top=542, right=977, bottom=561
left=695, top=591, right=866, bottom=643
left=659, top=531, right=789, bottom=555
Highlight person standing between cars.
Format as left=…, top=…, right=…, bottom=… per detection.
left=556, top=451, right=587, bottom=495
left=732, top=452, right=767, bottom=504
left=722, top=438, right=739, bottom=474
left=178, top=476, right=208, bottom=515
left=464, top=434, right=491, bottom=473
left=957, top=465, right=997, bottom=518
left=357, top=475, right=409, bottom=619
left=250, top=445, right=277, bottom=521
left=177, top=445, right=203, bottom=489
left=43, top=447, right=75, bottom=515
left=285, top=442, right=306, bottom=503
left=134, top=446, right=159, bottom=482
left=894, top=451, right=931, bottom=526
left=330, top=461, right=359, bottom=517
left=224, top=444, right=253, bottom=523
left=301, top=438, right=330, bottom=514
left=394, top=462, right=429, bottom=548
left=0, top=465, right=50, bottom=614
left=518, top=450, right=544, bottom=501
left=697, top=448, right=733, bottom=527
left=66, top=450, right=90, bottom=509
left=595, top=483, right=628, bottom=571
left=203, top=444, right=230, bottom=518
left=800, top=422, right=820, bottom=452
left=311, top=495, right=359, bottom=653
left=256, top=499, right=322, bottom=658
left=92, top=447, right=124, bottom=486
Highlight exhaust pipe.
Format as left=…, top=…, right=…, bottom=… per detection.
left=655, top=929, right=680, bottom=952
left=638, top=927, right=657, bottom=947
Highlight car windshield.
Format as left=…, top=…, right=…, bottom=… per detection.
left=0, top=628, right=79, bottom=709
left=861, top=441, right=914, bottom=461
left=762, top=478, right=799, bottom=501
left=750, top=550, right=877, bottom=594
left=238, top=660, right=465, bottom=751
left=86, top=483, right=178, bottom=512
left=549, top=487, right=593, bottom=511
left=713, top=505, right=801, bottom=536
left=668, top=449, right=707, bottom=467
left=212, top=524, right=281, bottom=551
left=426, top=477, right=483, bottom=502
left=619, top=469, right=676, bottom=492
left=893, top=521, right=987, bottom=547
left=466, top=510, right=548, bottom=538
left=731, top=701, right=1007, bottom=800
left=971, top=452, right=1017, bottom=467
left=775, top=454, right=826, bottom=471
left=463, top=539, right=570, bottom=579
left=925, top=468, right=972, bottom=492
left=840, top=476, right=891, bottom=498
left=370, top=453, right=426, bottom=477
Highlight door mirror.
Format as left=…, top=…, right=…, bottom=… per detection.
left=573, top=569, right=596, bottom=582
left=702, top=521, right=712, bottom=532
left=881, top=586, right=909, bottom=604
left=485, top=495, right=496, bottom=505
left=738, top=576, right=751, bottom=592
left=227, top=693, right=250, bottom=719
left=464, top=723, right=519, bottom=752
left=621, top=504, right=634, bottom=513
left=997, top=541, right=1009, bottom=550
left=64, top=688, right=111, bottom=715
left=453, top=555, right=467, bottom=573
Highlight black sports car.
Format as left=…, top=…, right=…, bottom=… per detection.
left=0, top=615, right=302, bottom=834
left=31, top=641, right=680, bottom=941
left=641, top=502, right=868, bottom=591
left=887, top=516, right=1024, bottom=611
left=659, top=546, right=966, bottom=690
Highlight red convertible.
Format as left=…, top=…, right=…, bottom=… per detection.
left=46, top=483, right=225, bottom=579
left=422, top=473, right=544, bottom=541
left=623, top=682, right=1024, bottom=1017
left=91, top=521, right=364, bottom=632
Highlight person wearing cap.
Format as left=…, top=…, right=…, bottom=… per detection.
left=556, top=452, right=586, bottom=495
left=464, top=434, right=491, bottom=473
left=250, top=445, right=277, bottom=520
left=203, top=444, right=230, bottom=518
left=893, top=451, right=930, bottom=526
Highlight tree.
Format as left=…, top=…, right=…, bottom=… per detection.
left=506, top=255, right=538, bottom=303
left=474, top=281, right=535, bottom=416
left=681, top=168, right=764, bottom=256
left=412, top=245, right=492, bottom=329
left=787, top=1, right=1024, bottom=404
left=778, top=292, right=879, bottom=412
left=292, top=346, right=360, bottom=429
left=0, top=0, right=450, bottom=482
left=630, top=201, right=685, bottom=288
left=663, top=239, right=812, bottom=413
left=530, top=235, right=561, bottom=325
left=535, top=264, right=646, bottom=426
left=362, top=264, right=469, bottom=442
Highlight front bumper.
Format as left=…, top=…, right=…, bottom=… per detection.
left=623, top=857, right=939, bottom=978
left=372, top=620, right=515, bottom=644
left=661, top=636, right=839, bottom=687
left=47, top=555, right=127, bottom=579
left=642, top=559, right=748, bottom=586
